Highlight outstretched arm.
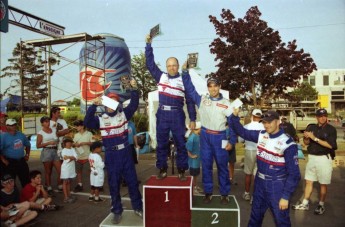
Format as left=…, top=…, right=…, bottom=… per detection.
left=124, top=79, right=140, bottom=120
left=181, top=69, right=201, bottom=108
left=145, top=34, right=163, bottom=82
left=228, top=113, right=260, bottom=143
left=84, top=99, right=100, bottom=130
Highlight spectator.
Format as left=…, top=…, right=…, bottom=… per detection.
left=20, top=170, right=55, bottom=208
left=88, top=141, right=105, bottom=202
left=84, top=79, right=143, bottom=224
left=36, top=116, right=61, bottom=195
left=238, top=109, right=265, bottom=203
left=0, top=174, right=58, bottom=211
left=186, top=122, right=203, bottom=195
left=50, top=107, right=69, bottom=192
left=292, top=108, right=337, bottom=215
left=229, top=110, right=300, bottom=226
left=145, top=34, right=197, bottom=180
left=60, top=137, right=77, bottom=204
left=73, top=120, right=94, bottom=192
left=1, top=202, right=37, bottom=227
left=0, top=119, right=30, bottom=187
left=280, top=117, right=296, bottom=138
left=0, top=112, right=8, bottom=133
left=0, top=112, right=8, bottom=179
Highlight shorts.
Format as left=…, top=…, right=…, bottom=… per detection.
left=189, top=167, right=200, bottom=176
left=40, top=148, right=60, bottom=162
left=244, top=149, right=257, bottom=175
left=36, top=198, right=45, bottom=204
left=76, top=159, right=89, bottom=172
left=228, top=148, right=236, bottom=163
left=91, top=185, right=103, bottom=190
left=305, top=154, right=333, bottom=184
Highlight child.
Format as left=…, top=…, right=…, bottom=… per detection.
left=60, top=137, right=78, bottom=203
left=88, top=141, right=105, bottom=202
left=3, top=173, right=58, bottom=212
left=73, top=119, right=94, bottom=193
left=186, top=122, right=203, bottom=195
left=20, top=170, right=57, bottom=209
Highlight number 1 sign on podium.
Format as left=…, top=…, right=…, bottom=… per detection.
left=143, top=176, right=193, bottom=227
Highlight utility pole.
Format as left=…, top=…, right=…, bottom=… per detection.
left=20, top=40, right=24, bottom=118
left=47, top=45, right=52, bottom=116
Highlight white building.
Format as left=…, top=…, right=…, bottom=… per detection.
left=304, top=69, right=345, bottom=114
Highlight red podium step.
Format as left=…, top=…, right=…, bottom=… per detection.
left=143, top=176, right=193, bottom=227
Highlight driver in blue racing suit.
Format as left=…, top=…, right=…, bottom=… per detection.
left=145, top=34, right=196, bottom=180
left=84, top=79, right=142, bottom=225
left=229, top=110, right=300, bottom=227
left=181, top=67, right=237, bottom=205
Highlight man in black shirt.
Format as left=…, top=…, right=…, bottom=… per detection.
left=280, top=117, right=296, bottom=139
left=292, top=108, right=337, bottom=215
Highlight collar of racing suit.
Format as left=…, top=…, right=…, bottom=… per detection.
left=167, top=73, right=181, bottom=79
left=267, top=129, right=285, bottom=139
left=209, top=93, right=223, bottom=101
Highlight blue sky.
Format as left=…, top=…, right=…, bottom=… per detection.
left=1, top=0, right=344, bottom=102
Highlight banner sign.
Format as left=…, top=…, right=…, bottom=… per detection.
left=0, top=0, right=8, bottom=33
left=39, top=20, right=64, bottom=37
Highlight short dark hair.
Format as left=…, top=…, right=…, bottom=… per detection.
left=90, top=141, right=103, bottom=152
left=40, top=116, right=50, bottom=123
left=29, top=170, right=41, bottom=180
left=73, top=120, right=84, bottom=126
left=50, top=107, right=61, bottom=118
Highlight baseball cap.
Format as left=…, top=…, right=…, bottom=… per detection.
left=6, top=118, right=17, bottom=126
left=40, top=116, right=50, bottom=123
left=316, top=108, right=327, bottom=117
left=1, top=174, right=13, bottom=183
left=0, top=112, right=8, bottom=118
left=260, top=111, right=280, bottom=123
left=107, top=92, right=120, bottom=101
left=252, top=109, right=262, bottom=117
left=207, top=77, right=220, bottom=86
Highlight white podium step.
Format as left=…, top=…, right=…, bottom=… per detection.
left=99, top=210, right=143, bottom=227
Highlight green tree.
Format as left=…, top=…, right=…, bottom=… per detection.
left=208, top=7, right=317, bottom=107
left=290, top=82, right=318, bottom=101
left=131, top=52, right=157, bottom=101
left=69, top=97, right=81, bottom=106
left=1, top=42, right=47, bottom=105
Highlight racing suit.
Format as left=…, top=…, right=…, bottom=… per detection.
left=229, top=114, right=301, bottom=227
left=182, top=71, right=236, bottom=196
left=145, top=43, right=196, bottom=172
left=84, top=90, right=142, bottom=215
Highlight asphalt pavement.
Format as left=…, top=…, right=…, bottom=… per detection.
left=19, top=147, right=345, bottom=227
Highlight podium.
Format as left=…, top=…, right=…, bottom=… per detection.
left=99, top=210, right=143, bottom=227
left=191, top=195, right=240, bottom=227
left=143, top=176, right=193, bottom=227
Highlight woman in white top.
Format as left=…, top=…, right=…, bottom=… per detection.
left=36, top=116, right=62, bottom=195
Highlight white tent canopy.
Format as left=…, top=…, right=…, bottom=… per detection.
left=148, top=69, right=229, bottom=148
